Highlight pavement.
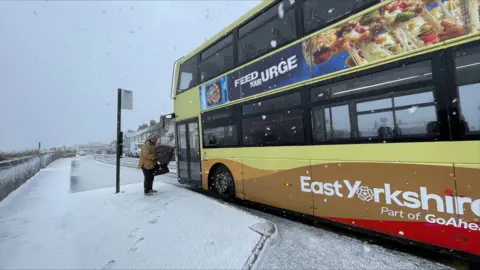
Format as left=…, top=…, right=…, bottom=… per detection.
left=0, top=157, right=274, bottom=269
left=0, top=156, right=454, bottom=269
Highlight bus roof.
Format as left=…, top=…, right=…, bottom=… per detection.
left=179, top=0, right=272, bottom=64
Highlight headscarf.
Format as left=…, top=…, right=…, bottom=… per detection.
left=147, top=134, right=158, bottom=143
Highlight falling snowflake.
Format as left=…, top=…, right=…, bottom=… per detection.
left=408, top=106, right=418, bottom=114
left=328, top=8, right=334, bottom=14
left=398, top=231, right=405, bottom=236
left=270, top=40, right=277, bottom=48
left=278, top=2, right=284, bottom=18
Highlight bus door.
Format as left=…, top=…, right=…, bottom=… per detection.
left=176, top=118, right=201, bottom=185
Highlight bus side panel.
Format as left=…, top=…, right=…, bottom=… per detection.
left=308, top=161, right=477, bottom=254
left=202, top=158, right=245, bottom=199
left=173, top=88, right=200, bottom=122
left=453, top=164, right=480, bottom=256
left=242, top=158, right=313, bottom=215
left=201, top=159, right=209, bottom=191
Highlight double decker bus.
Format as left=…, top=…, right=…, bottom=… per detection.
left=171, top=0, right=480, bottom=259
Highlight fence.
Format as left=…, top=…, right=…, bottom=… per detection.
left=0, top=152, right=75, bottom=201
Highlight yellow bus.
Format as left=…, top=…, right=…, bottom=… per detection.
left=171, top=0, right=480, bottom=259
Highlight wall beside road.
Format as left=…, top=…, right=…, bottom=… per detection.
left=0, top=152, right=75, bottom=201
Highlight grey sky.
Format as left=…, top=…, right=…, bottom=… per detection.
left=0, top=0, right=260, bottom=151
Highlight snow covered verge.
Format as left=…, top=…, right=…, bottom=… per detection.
left=0, top=158, right=275, bottom=269
left=0, top=152, right=75, bottom=202
left=0, top=153, right=54, bottom=201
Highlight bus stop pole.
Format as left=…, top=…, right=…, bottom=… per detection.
left=116, top=88, right=121, bottom=193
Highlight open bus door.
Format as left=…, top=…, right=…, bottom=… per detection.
left=176, top=118, right=201, bottom=186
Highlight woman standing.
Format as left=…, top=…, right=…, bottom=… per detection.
left=138, top=134, right=158, bottom=195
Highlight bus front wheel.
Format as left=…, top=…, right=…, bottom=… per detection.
left=211, top=164, right=235, bottom=200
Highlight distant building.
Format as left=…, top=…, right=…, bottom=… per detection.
left=124, top=115, right=175, bottom=157
left=123, top=130, right=135, bottom=155
left=75, top=142, right=110, bottom=155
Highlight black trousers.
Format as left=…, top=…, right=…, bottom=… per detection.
left=142, top=167, right=155, bottom=192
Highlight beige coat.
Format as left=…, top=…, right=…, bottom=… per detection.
left=138, top=142, right=156, bottom=169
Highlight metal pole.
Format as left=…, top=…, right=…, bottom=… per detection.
left=116, top=88, right=121, bottom=193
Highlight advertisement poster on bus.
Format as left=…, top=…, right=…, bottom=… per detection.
left=200, top=0, right=478, bottom=111
left=302, top=0, right=473, bottom=78
left=200, top=76, right=229, bottom=110
left=200, top=43, right=309, bottom=110
left=228, top=43, right=310, bottom=101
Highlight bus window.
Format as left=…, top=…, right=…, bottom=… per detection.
left=455, top=47, right=480, bottom=136
left=310, top=61, right=432, bottom=103
left=356, top=98, right=395, bottom=139
left=242, top=109, right=304, bottom=147
left=177, top=55, right=199, bottom=93
left=238, top=1, right=296, bottom=63
left=242, top=92, right=301, bottom=116
left=312, top=104, right=351, bottom=142
left=355, top=90, right=437, bottom=139
left=203, top=126, right=238, bottom=147
left=393, top=92, right=437, bottom=136
left=202, top=107, right=239, bottom=148
left=200, top=34, right=234, bottom=82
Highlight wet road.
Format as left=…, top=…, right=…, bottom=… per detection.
left=70, top=156, right=176, bottom=193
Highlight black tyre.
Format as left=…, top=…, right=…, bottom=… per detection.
left=211, top=165, right=235, bottom=200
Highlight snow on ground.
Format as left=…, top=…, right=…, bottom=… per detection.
left=0, top=157, right=270, bottom=269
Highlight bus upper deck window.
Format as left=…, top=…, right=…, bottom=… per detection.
left=177, top=56, right=199, bottom=93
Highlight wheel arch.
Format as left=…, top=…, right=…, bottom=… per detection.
left=207, top=162, right=229, bottom=189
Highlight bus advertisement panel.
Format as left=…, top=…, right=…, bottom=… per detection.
left=200, top=0, right=479, bottom=111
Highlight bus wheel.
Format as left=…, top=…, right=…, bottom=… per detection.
left=212, top=165, right=235, bottom=200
